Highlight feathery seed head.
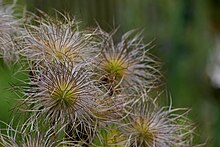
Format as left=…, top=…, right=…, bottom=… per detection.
left=50, top=78, right=77, bottom=103
left=118, top=98, right=194, bottom=147
left=93, top=28, right=161, bottom=94
left=0, top=3, right=22, bottom=64
left=0, top=121, right=75, bottom=147
left=102, top=58, right=128, bottom=81
left=23, top=12, right=94, bottom=64
left=132, top=117, right=154, bottom=142
left=21, top=60, right=99, bottom=126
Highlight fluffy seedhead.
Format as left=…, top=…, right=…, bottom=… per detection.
left=0, top=3, right=22, bottom=65
left=0, top=121, right=76, bottom=147
left=18, top=59, right=101, bottom=131
left=23, top=12, right=96, bottom=65
left=92, top=28, right=161, bottom=95
left=117, top=99, right=194, bottom=147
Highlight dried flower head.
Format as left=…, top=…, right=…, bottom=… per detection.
left=18, top=60, right=100, bottom=128
left=0, top=121, right=75, bottom=147
left=23, top=12, right=95, bottom=64
left=0, top=3, right=22, bottom=64
left=118, top=98, right=194, bottom=147
left=93, top=28, right=161, bottom=95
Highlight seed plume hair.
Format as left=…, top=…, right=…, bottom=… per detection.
left=0, top=3, right=22, bottom=65
left=92, top=28, right=162, bottom=95
left=18, top=59, right=101, bottom=129
left=92, top=93, right=127, bottom=124
left=0, top=121, right=76, bottom=147
left=117, top=95, right=194, bottom=147
left=23, top=11, right=95, bottom=64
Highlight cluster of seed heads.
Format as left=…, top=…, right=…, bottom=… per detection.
left=0, top=2, right=198, bottom=147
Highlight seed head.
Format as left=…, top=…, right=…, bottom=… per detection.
left=23, top=12, right=94, bottom=64
left=93, top=28, right=161, bottom=95
left=0, top=121, right=75, bottom=147
left=0, top=3, right=22, bottom=64
left=20, top=60, right=100, bottom=128
left=118, top=98, right=194, bottom=147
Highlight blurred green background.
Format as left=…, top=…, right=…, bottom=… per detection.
left=1, top=0, right=220, bottom=146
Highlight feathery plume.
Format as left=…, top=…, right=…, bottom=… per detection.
left=0, top=121, right=76, bottom=147
left=18, top=59, right=101, bottom=128
left=0, top=3, right=22, bottom=65
left=118, top=97, right=194, bottom=147
left=23, top=12, right=95, bottom=64
left=92, top=28, right=161, bottom=95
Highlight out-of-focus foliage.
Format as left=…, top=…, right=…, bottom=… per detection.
left=1, top=0, right=220, bottom=146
